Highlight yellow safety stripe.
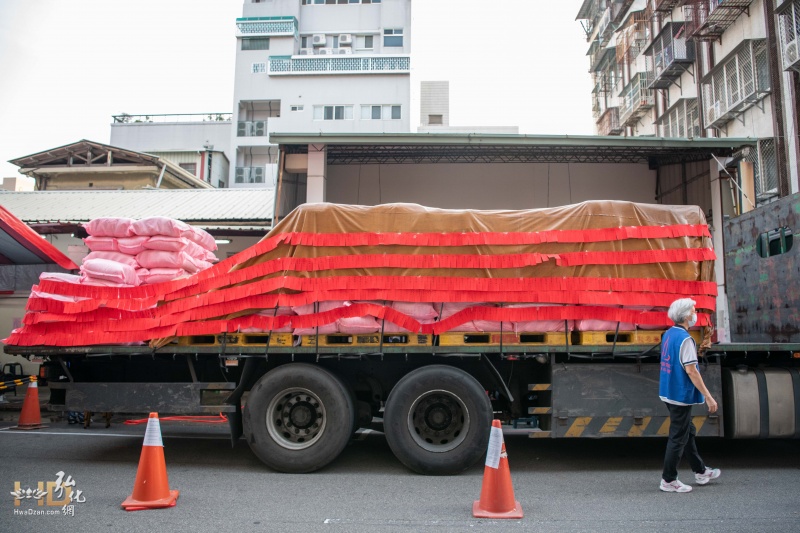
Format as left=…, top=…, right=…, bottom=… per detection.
left=564, top=417, right=592, bottom=437
left=599, top=417, right=623, bottom=434
left=627, top=417, right=652, bottom=437
left=692, top=416, right=706, bottom=433
left=528, top=384, right=552, bottom=391
left=656, top=418, right=671, bottom=436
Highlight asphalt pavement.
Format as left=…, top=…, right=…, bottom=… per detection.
left=1, top=413, right=798, bottom=533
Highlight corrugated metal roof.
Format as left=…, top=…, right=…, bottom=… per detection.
left=0, top=189, right=274, bottom=225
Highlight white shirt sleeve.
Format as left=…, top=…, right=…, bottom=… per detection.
left=679, top=337, right=698, bottom=367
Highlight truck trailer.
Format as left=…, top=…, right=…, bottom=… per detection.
left=5, top=197, right=800, bottom=475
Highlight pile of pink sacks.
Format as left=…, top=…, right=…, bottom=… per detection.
left=80, top=216, right=218, bottom=287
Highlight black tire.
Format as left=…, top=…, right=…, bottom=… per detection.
left=384, top=365, right=492, bottom=475
left=243, top=364, right=354, bottom=473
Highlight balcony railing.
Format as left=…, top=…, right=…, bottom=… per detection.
left=654, top=0, right=683, bottom=12
left=619, top=73, right=655, bottom=126
left=236, top=16, right=298, bottom=37
left=112, top=113, right=231, bottom=124
left=778, top=2, right=800, bottom=73
left=683, top=0, right=753, bottom=42
left=702, top=40, right=770, bottom=130
left=268, top=54, right=410, bottom=75
left=655, top=98, right=700, bottom=138
left=644, top=22, right=695, bottom=89
left=596, top=107, right=623, bottom=136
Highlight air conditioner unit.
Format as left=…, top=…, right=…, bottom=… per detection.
left=339, top=34, right=352, bottom=45
left=336, top=47, right=352, bottom=55
left=298, top=48, right=314, bottom=55
left=312, top=34, right=326, bottom=46
left=785, top=40, right=799, bottom=68
left=252, top=167, right=265, bottom=183
left=235, top=168, right=245, bottom=182
left=254, top=120, right=266, bottom=136
left=236, top=122, right=247, bottom=137
left=319, top=47, right=334, bottom=55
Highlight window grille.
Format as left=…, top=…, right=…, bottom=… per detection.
left=743, top=139, right=778, bottom=204
left=657, top=99, right=699, bottom=138
left=778, top=1, right=800, bottom=72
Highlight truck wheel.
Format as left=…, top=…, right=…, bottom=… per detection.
left=384, top=365, right=492, bottom=475
left=243, top=364, right=354, bottom=473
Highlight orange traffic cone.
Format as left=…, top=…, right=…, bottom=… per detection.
left=472, top=419, right=523, bottom=519
left=14, top=377, right=46, bottom=430
left=121, top=413, right=179, bottom=511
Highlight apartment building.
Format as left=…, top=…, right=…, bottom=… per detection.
left=577, top=0, right=800, bottom=204
left=232, top=0, right=411, bottom=189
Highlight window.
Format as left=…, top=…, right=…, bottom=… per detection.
left=356, top=35, right=374, bottom=49
left=428, top=114, right=443, bottom=125
left=179, top=163, right=197, bottom=175
left=242, top=38, right=270, bottom=51
left=290, top=105, right=304, bottom=112
left=383, top=28, right=403, bottom=47
left=301, top=36, right=308, bottom=48
left=360, top=105, right=401, bottom=120
left=313, top=105, right=353, bottom=120
left=757, top=227, right=793, bottom=258
left=251, top=62, right=266, bottom=74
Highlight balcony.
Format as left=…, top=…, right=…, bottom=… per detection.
left=643, top=22, right=695, bottom=89
left=683, top=0, right=753, bottom=42
left=596, top=107, right=623, bottom=136
left=655, top=98, right=700, bottom=138
left=702, top=40, right=770, bottom=131
left=268, top=54, right=410, bottom=76
left=654, top=0, right=684, bottom=12
left=619, top=73, right=655, bottom=127
left=236, top=17, right=298, bottom=37
left=778, top=2, right=800, bottom=73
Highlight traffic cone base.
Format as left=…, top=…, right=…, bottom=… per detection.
left=472, top=500, right=523, bottom=519
left=121, top=490, right=179, bottom=512
left=121, top=413, right=178, bottom=511
left=14, top=380, right=47, bottom=430
left=472, top=419, right=523, bottom=519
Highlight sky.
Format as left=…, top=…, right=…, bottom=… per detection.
left=0, top=0, right=593, bottom=180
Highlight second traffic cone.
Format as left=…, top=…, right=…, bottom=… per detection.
left=121, top=413, right=179, bottom=511
left=14, top=377, right=46, bottom=430
left=473, top=419, right=523, bottom=519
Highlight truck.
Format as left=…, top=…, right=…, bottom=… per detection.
left=5, top=196, right=800, bottom=475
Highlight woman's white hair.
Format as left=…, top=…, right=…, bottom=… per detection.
left=667, top=298, right=696, bottom=324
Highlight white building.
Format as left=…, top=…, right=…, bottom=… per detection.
left=417, top=81, right=519, bottom=134
left=231, top=0, right=412, bottom=189
left=576, top=0, right=800, bottom=203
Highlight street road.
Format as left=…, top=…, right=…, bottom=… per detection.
left=1, top=418, right=798, bottom=533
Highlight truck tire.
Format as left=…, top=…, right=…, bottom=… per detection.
left=384, top=365, right=492, bottom=475
left=243, top=364, right=354, bottom=473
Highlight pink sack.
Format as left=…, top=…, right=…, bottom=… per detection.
left=39, top=272, right=81, bottom=284
left=83, top=236, right=117, bottom=252
left=338, top=315, right=380, bottom=334
left=205, top=250, right=219, bottom=263
left=117, top=236, right=150, bottom=255
left=83, top=251, right=139, bottom=269
left=292, top=301, right=349, bottom=315
left=575, top=319, right=636, bottom=332
left=439, top=302, right=484, bottom=332
left=186, top=226, right=217, bottom=251
left=131, top=216, right=191, bottom=238
left=294, top=323, right=339, bottom=335
left=138, top=267, right=191, bottom=285
left=508, top=304, right=572, bottom=333
left=391, top=301, right=439, bottom=321
left=382, top=318, right=437, bottom=333
left=84, top=217, right=135, bottom=238
left=143, top=235, right=189, bottom=253
left=137, top=250, right=192, bottom=270
left=81, top=258, right=139, bottom=286
left=79, top=275, right=137, bottom=288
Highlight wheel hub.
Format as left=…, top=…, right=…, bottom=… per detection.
left=266, top=388, right=326, bottom=450
left=407, top=390, right=469, bottom=453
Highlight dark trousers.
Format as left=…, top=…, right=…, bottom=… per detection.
left=662, top=402, right=706, bottom=482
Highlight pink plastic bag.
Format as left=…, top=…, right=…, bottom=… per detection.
left=508, top=304, right=572, bottom=333
left=294, top=323, right=339, bottom=335
left=137, top=267, right=191, bottom=285
left=338, top=316, right=380, bottom=334
left=81, top=258, right=139, bottom=286
left=575, top=319, right=636, bottom=332
left=79, top=275, right=137, bottom=288
left=186, top=226, right=217, bottom=251
left=117, top=236, right=150, bottom=255
left=143, top=235, right=189, bottom=252
left=391, top=301, right=439, bottom=321
left=39, top=272, right=81, bottom=284
left=83, top=251, right=139, bottom=268
left=83, top=236, right=117, bottom=252
left=131, top=216, right=191, bottom=238
left=84, top=217, right=135, bottom=238
left=382, top=318, right=437, bottom=333
left=137, top=250, right=192, bottom=270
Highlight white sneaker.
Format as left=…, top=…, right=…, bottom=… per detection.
left=660, top=479, right=692, bottom=493
left=695, top=467, right=721, bottom=485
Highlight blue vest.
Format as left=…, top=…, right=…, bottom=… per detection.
left=659, top=326, right=704, bottom=405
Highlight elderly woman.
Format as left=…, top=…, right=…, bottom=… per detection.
left=658, top=298, right=721, bottom=493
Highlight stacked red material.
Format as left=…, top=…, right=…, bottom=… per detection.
left=4, top=201, right=716, bottom=347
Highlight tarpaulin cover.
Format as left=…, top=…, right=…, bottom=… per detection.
left=4, top=201, right=716, bottom=347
